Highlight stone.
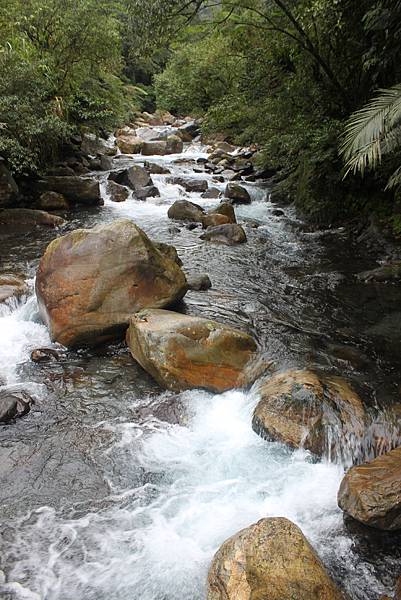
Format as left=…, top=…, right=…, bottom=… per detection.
left=31, top=348, right=60, bottom=363
left=210, top=201, right=237, bottom=223
left=81, top=133, right=116, bottom=157
left=201, top=187, right=221, bottom=199
left=35, top=219, right=187, bottom=347
left=106, top=181, right=130, bottom=203
left=207, top=517, right=345, bottom=600
left=271, top=208, right=285, bottom=216
left=0, top=390, right=33, bottom=423
left=357, top=263, right=401, bottom=283
left=200, top=223, right=247, bottom=245
left=187, top=274, right=212, bottom=291
left=167, top=177, right=208, bottom=193
left=252, top=370, right=366, bottom=461
left=40, top=176, right=102, bottom=205
left=141, top=141, right=169, bottom=156
left=0, top=158, right=19, bottom=208
left=166, top=134, right=184, bottom=154
left=38, top=191, right=69, bottom=211
left=0, top=274, right=29, bottom=303
left=338, top=447, right=401, bottom=530
left=0, top=209, right=65, bottom=232
left=154, top=242, right=183, bottom=266
left=135, top=185, right=160, bottom=200
left=201, top=214, right=231, bottom=228
left=225, top=182, right=251, bottom=204
left=167, top=200, right=205, bottom=222
left=116, top=134, right=144, bottom=154
left=135, top=127, right=168, bottom=142
left=144, top=161, right=171, bottom=175
left=126, top=308, right=257, bottom=393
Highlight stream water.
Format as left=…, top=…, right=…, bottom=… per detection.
left=0, top=131, right=401, bottom=599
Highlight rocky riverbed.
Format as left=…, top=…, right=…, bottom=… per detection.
left=0, top=112, right=401, bottom=599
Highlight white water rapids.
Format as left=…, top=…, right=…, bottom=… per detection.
left=0, top=135, right=396, bottom=600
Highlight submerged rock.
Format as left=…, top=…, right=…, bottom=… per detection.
left=357, top=263, right=401, bottom=283
left=36, top=219, right=187, bottom=347
left=207, top=517, right=345, bottom=600
left=167, top=200, right=205, bottom=222
left=0, top=274, right=28, bottom=303
left=338, top=447, right=401, bottom=530
left=252, top=370, right=366, bottom=460
left=126, top=308, right=257, bottom=392
left=224, top=182, right=251, bottom=204
left=200, top=223, right=247, bottom=245
left=0, top=390, right=33, bottom=423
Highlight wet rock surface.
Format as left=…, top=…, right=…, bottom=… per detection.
left=0, top=390, right=33, bottom=423
left=207, top=517, right=345, bottom=600
left=200, top=223, right=247, bottom=245
left=338, top=447, right=401, bottom=530
left=36, top=219, right=187, bottom=347
left=252, top=370, right=366, bottom=461
left=126, top=308, right=258, bottom=392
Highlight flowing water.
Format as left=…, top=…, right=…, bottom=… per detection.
left=1, top=131, right=401, bottom=599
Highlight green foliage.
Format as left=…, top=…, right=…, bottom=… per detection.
left=0, top=0, right=142, bottom=174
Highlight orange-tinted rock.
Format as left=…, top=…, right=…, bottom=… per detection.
left=201, top=213, right=230, bottom=228
left=338, top=447, right=401, bottom=530
left=0, top=274, right=29, bottom=303
left=252, top=370, right=366, bottom=461
left=36, top=220, right=187, bottom=347
left=126, top=308, right=257, bottom=392
left=207, top=517, right=345, bottom=600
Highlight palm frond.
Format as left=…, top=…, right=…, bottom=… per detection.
left=385, top=165, right=401, bottom=190
left=340, top=83, right=401, bottom=178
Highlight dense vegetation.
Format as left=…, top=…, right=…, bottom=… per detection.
left=1, top=0, right=401, bottom=231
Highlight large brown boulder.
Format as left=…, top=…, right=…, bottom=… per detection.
left=252, top=370, right=366, bottom=461
left=0, top=158, right=19, bottom=207
left=106, top=181, right=130, bottom=203
left=167, top=200, right=205, bottom=222
left=37, top=191, right=69, bottom=211
left=338, top=447, right=401, bottom=530
left=40, top=176, right=102, bottom=206
left=200, top=223, right=247, bottom=245
left=207, top=517, right=345, bottom=600
left=201, top=214, right=231, bottom=228
left=126, top=308, right=257, bottom=392
left=35, top=220, right=187, bottom=347
left=167, top=177, right=208, bottom=193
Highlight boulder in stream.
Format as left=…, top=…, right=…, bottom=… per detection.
left=116, top=134, right=144, bottom=155
left=106, top=180, right=130, bottom=203
left=144, top=161, right=171, bottom=175
left=0, top=208, right=65, bottom=232
left=201, top=187, right=221, bottom=199
left=0, top=390, right=33, bottom=423
left=167, top=177, right=208, bottom=193
left=37, top=191, right=69, bottom=211
left=210, top=201, right=237, bottom=223
left=338, top=447, right=401, bottom=530
left=40, top=176, right=102, bottom=206
left=0, top=274, right=29, bottom=303
left=126, top=308, right=257, bottom=392
left=252, top=370, right=366, bottom=461
left=201, top=213, right=231, bottom=228
left=167, top=200, right=205, bottom=222
left=35, top=219, right=187, bottom=347
left=224, top=182, right=251, bottom=204
left=187, top=274, right=212, bottom=291
left=207, top=517, right=345, bottom=600
left=200, top=223, right=247, bottom=245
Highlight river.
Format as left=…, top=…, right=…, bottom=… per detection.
left=0, top=129, right=400, bottom=599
